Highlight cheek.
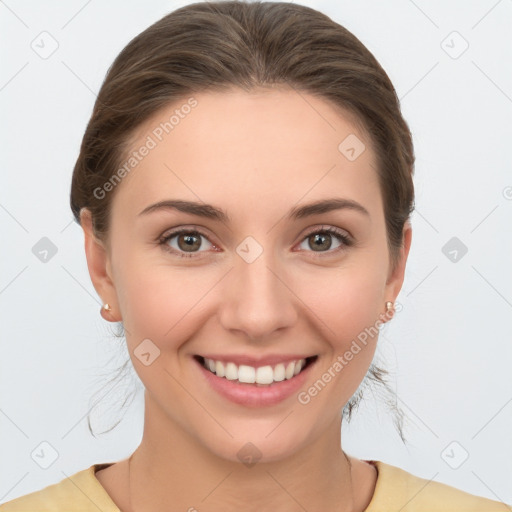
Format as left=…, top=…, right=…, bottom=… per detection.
left=295, top=259, right=386, bottom=343
left=293, top=259, right=386, bottom=393
left=115, top=254, right=215, bottom=347
left=115, top=263, right=205, bottom=399
left=294, top=271, right=384, bottom=417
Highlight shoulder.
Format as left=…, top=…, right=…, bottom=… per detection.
left=0, top=463, right=120, bottom=512
left=364, top=460, right=511, bottom=512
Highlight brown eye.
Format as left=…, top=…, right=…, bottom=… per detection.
left=308, top=232, right=333, bottom=251
left=159, top=229, right=214, bottom=258
left=177, top=232, right=202, bottom=252
left=298, top=226, right=352, bottom=254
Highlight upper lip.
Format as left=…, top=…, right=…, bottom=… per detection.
left=196, top=354, right=317, bottom=367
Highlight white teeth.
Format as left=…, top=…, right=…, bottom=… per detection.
left=273, top=363, right=285, bottom=382
left=255, top=365, right=274, bottom=385
left=215, top=360, right=225, bottom=378
left=225, top=362, right=238, bottom=380
left=285, top=361, right=295, bottom=379
left=238, top=365, right=256, bottom=383
left=202, top=357, right=309, bottom=385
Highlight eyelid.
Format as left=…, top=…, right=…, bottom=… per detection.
left=302, top=224, right=351, bottom=240
left=295, top=225, right=353, bottom=255
left=158, top=225, right=219, bottom=257
left=158, top=224, right=353, bottom=258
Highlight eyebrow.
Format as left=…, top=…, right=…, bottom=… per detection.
left=138, top=198, right=370, bottom=222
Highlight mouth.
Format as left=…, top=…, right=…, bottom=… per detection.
left=193, top=353, right=319, bottom=407
left=193, top=354, right=318, bottom=387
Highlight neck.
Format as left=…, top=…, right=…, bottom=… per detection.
left=127, top=395, right=357, bottom=512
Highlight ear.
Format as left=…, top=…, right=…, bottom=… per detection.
left=80, top=208, right=120, bottom=322
left=384, top=220, right=412, bottom=306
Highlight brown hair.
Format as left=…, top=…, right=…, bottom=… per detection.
left=72, top=0, right=414, bottom=441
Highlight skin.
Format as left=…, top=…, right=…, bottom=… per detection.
left=81, top=86, right=412, bottom=511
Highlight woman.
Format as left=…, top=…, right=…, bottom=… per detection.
left=1, top=1, right=509, bottom=511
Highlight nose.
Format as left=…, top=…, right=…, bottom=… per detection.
left=218, top=247, right=297, bottom=342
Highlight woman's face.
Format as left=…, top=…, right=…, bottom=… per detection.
left=83, top=86, right=411, bottom=463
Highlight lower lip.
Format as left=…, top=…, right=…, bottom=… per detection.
left=195, top=357, right=317, bottom=407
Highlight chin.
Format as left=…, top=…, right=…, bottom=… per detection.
left=200, top=424, right=311, bottom=466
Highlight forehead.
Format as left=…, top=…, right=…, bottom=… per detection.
left=111, top=86, right=381, bottom=224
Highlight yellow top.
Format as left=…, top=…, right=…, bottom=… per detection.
left=0, top=460, right=510, bottom=511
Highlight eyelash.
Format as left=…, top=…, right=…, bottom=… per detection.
left=158, top=226, right=353, bottom=259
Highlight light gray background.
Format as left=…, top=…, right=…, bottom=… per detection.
left=1, top=0, right=511, bottom=506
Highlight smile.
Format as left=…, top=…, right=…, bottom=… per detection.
left=194, top=353, right=318, bottom=406
left=196, top=355, right=317, bottom=386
